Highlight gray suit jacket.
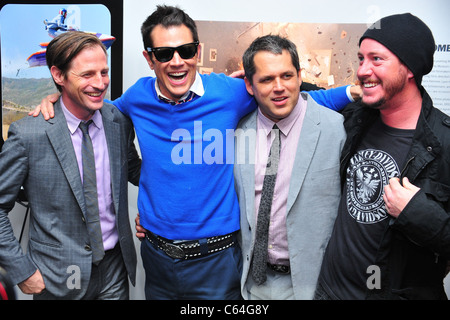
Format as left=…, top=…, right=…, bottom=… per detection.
left=234, top=93, right=346, bottom=299
left=0, top=101, right=141, bottom=299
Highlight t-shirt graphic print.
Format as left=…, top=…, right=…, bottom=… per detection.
left=346, top=149, right=400, bottom=224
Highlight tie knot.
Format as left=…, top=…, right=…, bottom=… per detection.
left=272, top=124, right=280, bottom=136
left=79, top=120, right=93, bottom=135
left=271, top=124, right=281, bottom=144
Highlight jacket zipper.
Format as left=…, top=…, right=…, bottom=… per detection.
left=399, top=156, right=415, bottom=179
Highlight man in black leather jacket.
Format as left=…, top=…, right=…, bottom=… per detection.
left=316, top=13, right=450, bottom=300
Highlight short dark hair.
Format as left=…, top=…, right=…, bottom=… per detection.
left=46, top=31, right=106, bottom=92
left=243, top=35, right=301, bottom=85
left=141, top=5, right=199, bottom=53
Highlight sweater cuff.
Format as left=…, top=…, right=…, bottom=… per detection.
left=346, top=85, right=355, bottom=102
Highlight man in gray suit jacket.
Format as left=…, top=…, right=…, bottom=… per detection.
left=0, top=32, right=141, bottom=299
left=234, top=35, right=346, bottom=299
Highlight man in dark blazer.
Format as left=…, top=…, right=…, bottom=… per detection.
left=234, top=35, right=346, bottom=299
left=0, top=31, right=141, bottom=299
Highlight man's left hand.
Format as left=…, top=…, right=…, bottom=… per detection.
left=383, top=177, right=420, bottom=218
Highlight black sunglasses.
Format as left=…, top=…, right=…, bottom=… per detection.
left=147, top=41, right=199, bottom=63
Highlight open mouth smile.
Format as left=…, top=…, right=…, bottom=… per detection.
left=272, top=96, right=288, bottom=106
left=362, top=81, right=380, bottom=89
left=86, top=92, right=103, bottom=97
left=169, top=71, right=188, bottom=83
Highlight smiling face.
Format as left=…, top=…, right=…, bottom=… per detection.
left=245, top=50, right=302, bottom=122
left=51, top=44, right=109, bottom=120
left=143, top=24, right=198, bottom=102
left=357, top=38, right=412, bottom=109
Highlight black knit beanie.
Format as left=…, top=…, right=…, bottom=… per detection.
left=360, top=13, right=435, bottom=87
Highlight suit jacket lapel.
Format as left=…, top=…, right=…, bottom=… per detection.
left=101, top=106, right=121, bottom=215
left=46, top=102, right=85, bottom=213
left=237, top=112, right=258, bottom=229
left=286, top=94, right=320, bottom=214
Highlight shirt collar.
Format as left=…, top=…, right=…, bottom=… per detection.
left=60, top=97, right=103, bottom=134
left=257, top=95, right=306, bottom=137
left=155, top=71, right=204, bottom=103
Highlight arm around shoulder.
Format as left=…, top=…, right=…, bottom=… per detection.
left=307, top=85, right=357, bottom=112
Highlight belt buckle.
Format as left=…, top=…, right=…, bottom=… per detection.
left=277, top=265, right=290, bottom=274
left=162, top=242, right=186, bottom=259
left=268, top=263, right=290, bottom=274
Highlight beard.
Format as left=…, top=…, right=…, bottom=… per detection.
left=361, top=96, right=385, bottom=110
left=360, top=68, right=408, bottom=110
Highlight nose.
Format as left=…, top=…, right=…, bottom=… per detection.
left=91, top=72, right=109, bottom=89
left=170, top=51, right=184, bottom=65
left=357, top=58, right=372, bottom=79
left=273, top=78, right=284, bottom=92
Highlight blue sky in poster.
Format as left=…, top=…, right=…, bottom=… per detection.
left=0, top=4, right=112, bottom=79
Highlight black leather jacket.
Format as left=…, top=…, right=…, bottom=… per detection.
left=340, top=88, right=450, bottom=299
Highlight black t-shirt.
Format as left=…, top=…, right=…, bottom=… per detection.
left=319, top=118, right=414, bottom=300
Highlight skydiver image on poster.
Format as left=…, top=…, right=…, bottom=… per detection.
left=43, top=8, right=79, bottom=38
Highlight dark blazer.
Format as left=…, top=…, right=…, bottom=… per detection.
left=0, top=101, right=141, bottom=299
left=340, top=89, right=450, bottom=299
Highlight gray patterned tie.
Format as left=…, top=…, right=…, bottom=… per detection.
left=251, top=124, right=281, bottom=285
left=79, top=120, right=104, bottom=265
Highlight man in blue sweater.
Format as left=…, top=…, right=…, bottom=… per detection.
left=35, top=5, right=358, bottom=299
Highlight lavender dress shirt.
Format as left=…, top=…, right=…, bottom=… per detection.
left=254, top=98, right=307, bottom=266
left=61, top=100, right=117, bottom=251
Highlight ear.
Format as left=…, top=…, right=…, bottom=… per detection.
left=50, top=66, right=65, bottom=87
left=297, top=70, right=303, bottom=88
left=244, top=77, right=254, bottom=96
left=143, top=50, right=155, bottom=70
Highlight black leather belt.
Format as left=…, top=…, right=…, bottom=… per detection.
left=145, top=231, right=236, bottom=260
left=267, top=263, right=290, bottom=274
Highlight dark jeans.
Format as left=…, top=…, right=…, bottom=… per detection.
left=141, top=234, right=243, bottom=300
